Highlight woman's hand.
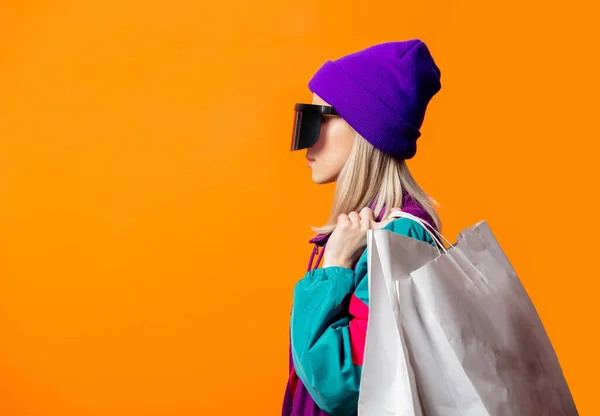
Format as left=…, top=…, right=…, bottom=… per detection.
left=322, top=207, right=400, bottom=269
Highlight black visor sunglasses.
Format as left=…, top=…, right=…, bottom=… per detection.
left=291, top=103, right=340, bottom=151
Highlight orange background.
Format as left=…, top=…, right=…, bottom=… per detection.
left=1, top=0, right=598, bottom=414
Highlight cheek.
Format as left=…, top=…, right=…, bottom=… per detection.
left=327, top=124, right=354, bottom=161
left=310, top=120, right=354, bottom=172
left=313, top=125, right=353, bottom=180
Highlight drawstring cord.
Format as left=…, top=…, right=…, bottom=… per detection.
left=307, top=245, right=318, bottom=272
left=307, top=242, right=327, bottom=272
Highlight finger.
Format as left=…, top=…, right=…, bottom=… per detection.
left=347, top=211, right=360, bottom=227
left=337, top=213, right=350, bottom=227
left=359, top=207, right=374, bottom=230
left=372, top=218, right=392, bottom=230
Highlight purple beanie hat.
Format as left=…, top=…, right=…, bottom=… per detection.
left=308, top=39, right=441, bottom=159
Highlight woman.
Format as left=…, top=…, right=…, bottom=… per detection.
left=283, top=39, right=443, bottom=416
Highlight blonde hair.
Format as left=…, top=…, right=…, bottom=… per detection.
left=311, top=130, right=441, bottom=235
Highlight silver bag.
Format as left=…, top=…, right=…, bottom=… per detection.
left=358, top=212, right=578, bottom=416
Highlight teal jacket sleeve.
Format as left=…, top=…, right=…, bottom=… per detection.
left=290, top=218, right=435, bottom=415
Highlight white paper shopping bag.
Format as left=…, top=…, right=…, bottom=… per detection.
left=358, top=229, right=437, bottom=416
left=358, top=227, right=439, bottom=416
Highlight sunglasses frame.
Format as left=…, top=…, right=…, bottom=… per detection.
left=294, top=103, right=340, bottom=116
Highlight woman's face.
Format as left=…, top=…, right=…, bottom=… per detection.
left=306, top=94, right=355, bottom=184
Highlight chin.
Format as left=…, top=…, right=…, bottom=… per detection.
left=311, top=172, right=336, bottom=184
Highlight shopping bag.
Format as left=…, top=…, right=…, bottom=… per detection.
left=358, top=212, right=578, bottom=416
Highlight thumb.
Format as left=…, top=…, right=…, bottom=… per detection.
left=371, top=207, right=402, bottom=230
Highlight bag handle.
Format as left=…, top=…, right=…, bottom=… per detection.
left=386, top=210, right=453, bottom=254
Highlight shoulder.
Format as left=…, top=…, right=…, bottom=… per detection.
left=381, top=217, right=435, bottom=245
left=353, top=217, right=436, bottom=304
left=356, top=217, right=436, bottom=270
